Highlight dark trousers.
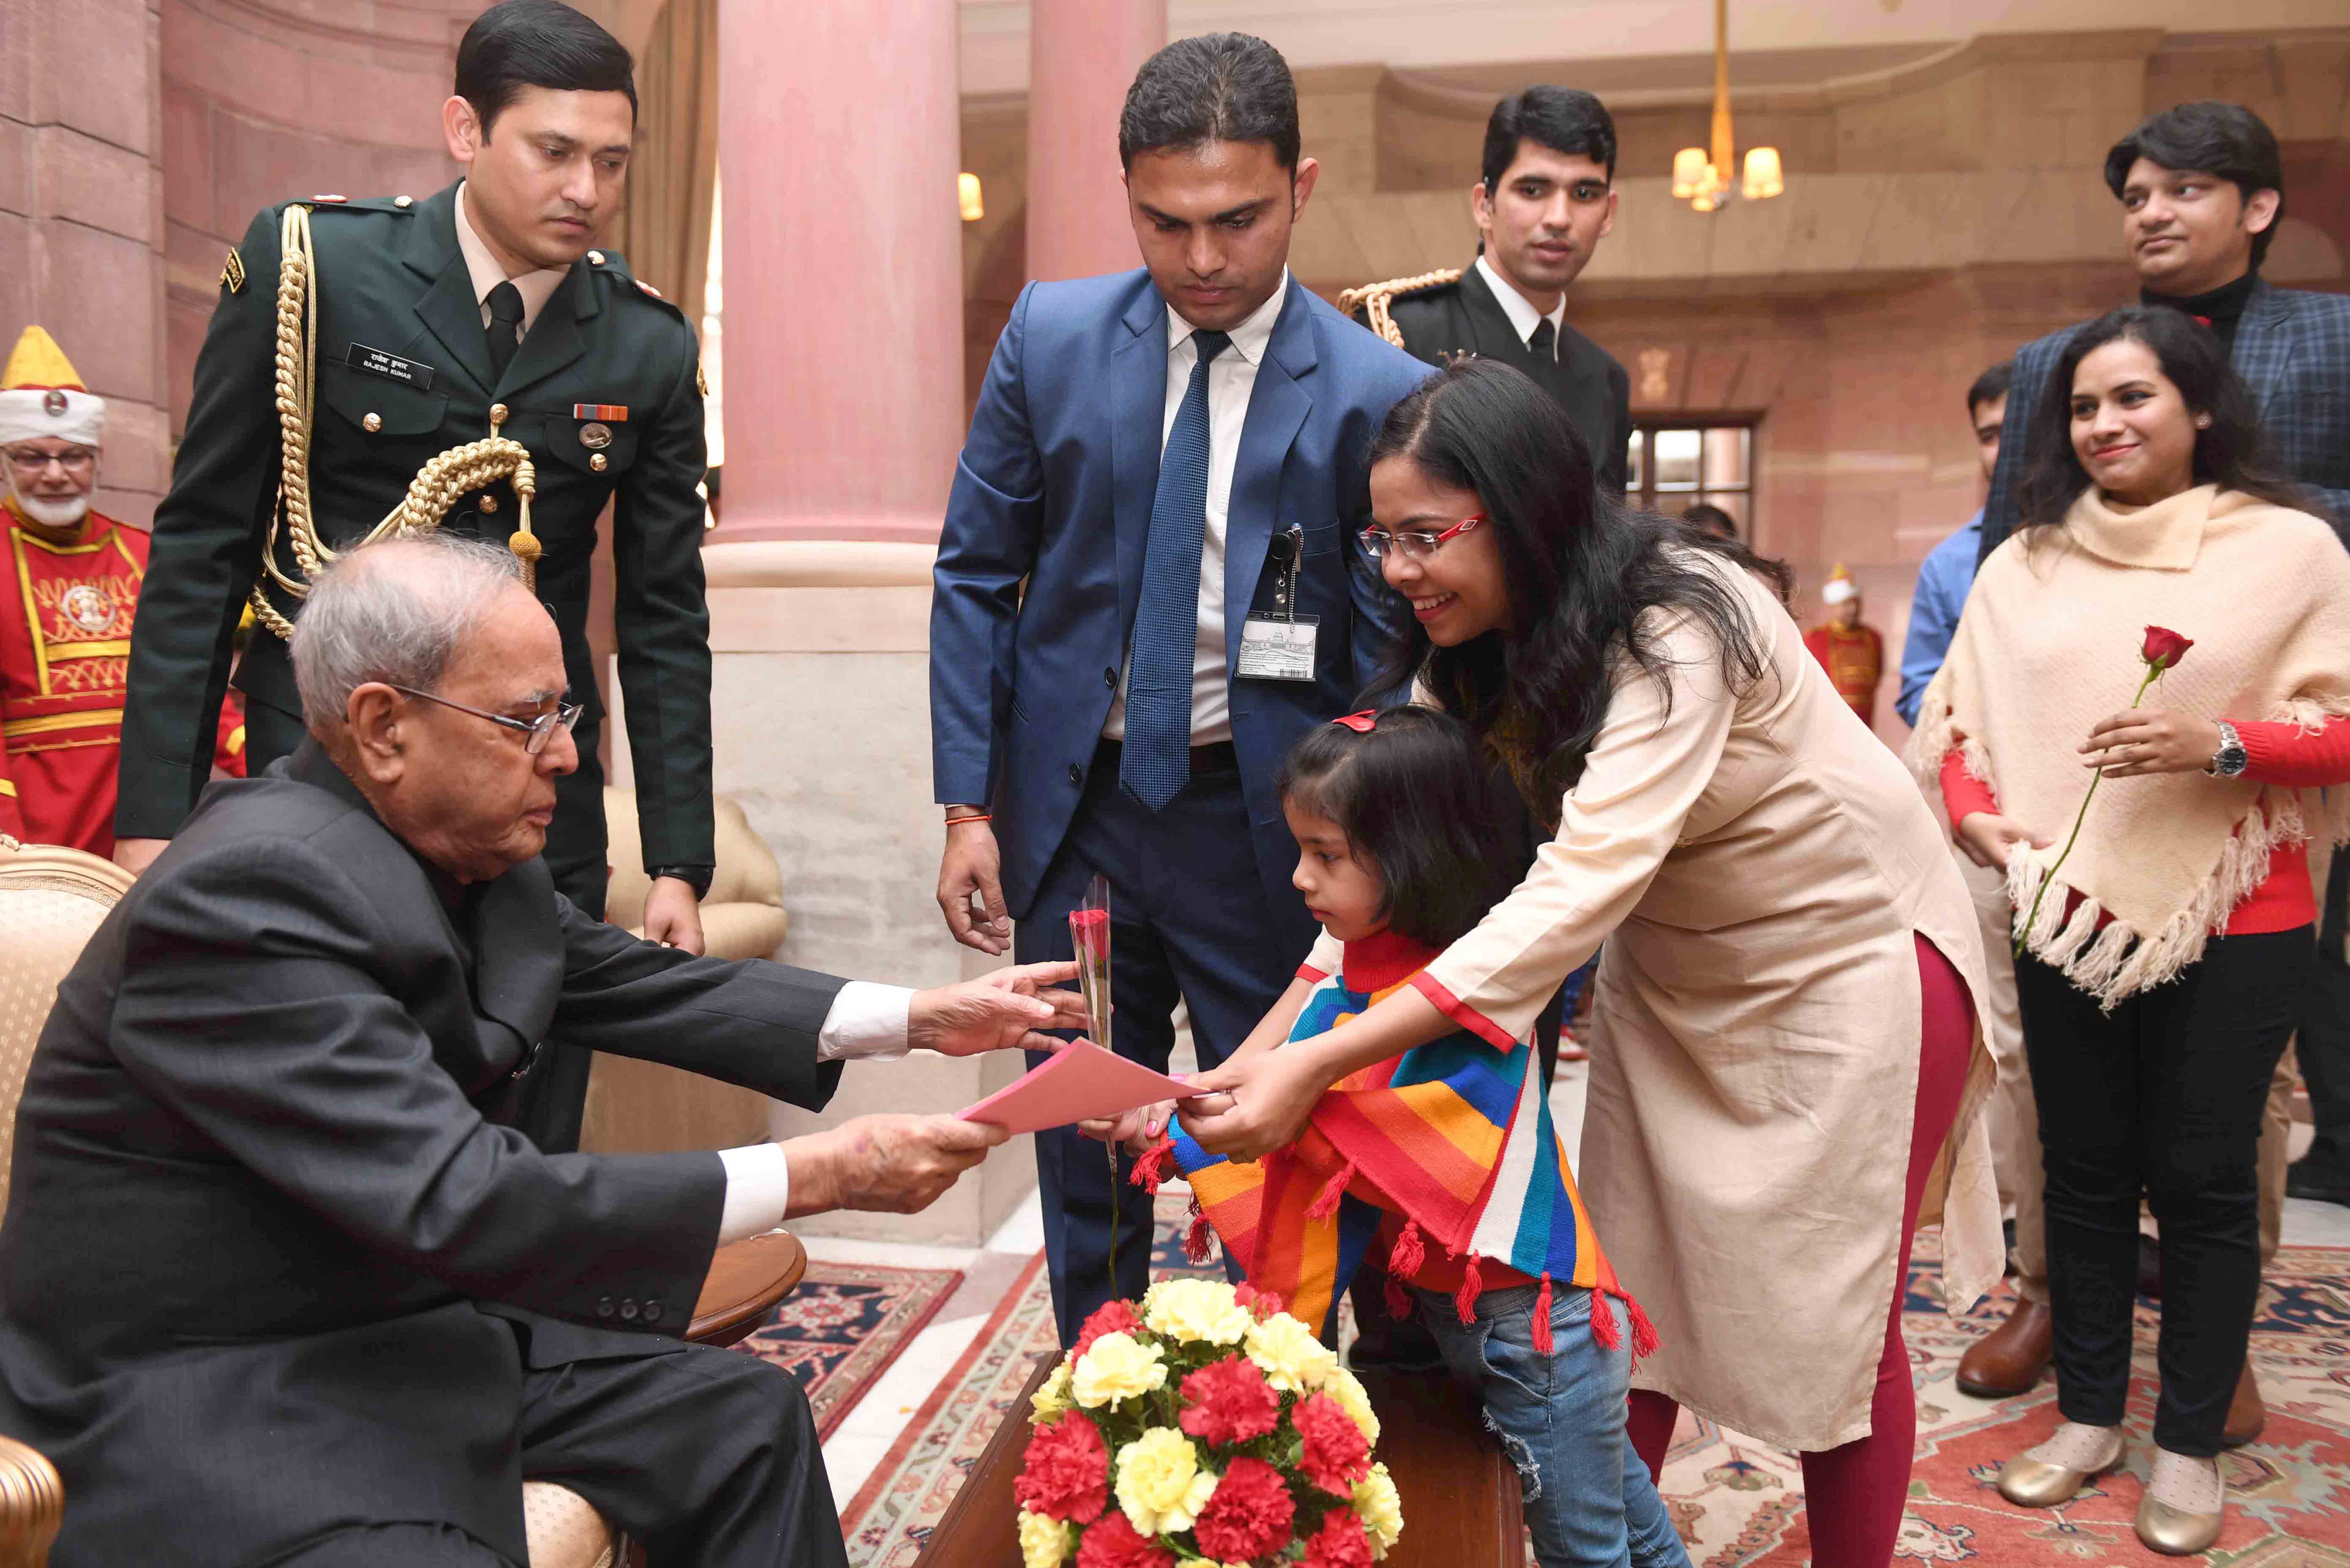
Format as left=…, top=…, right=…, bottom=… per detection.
left=2015, top=928, right=2309, bottom=1455
left=248, top=694, right=610, bottom=1153
left=261, top=1337, right=845, bottom=1568
left=2299, top=856, right=2350, bottom=1172
left=1014, top=743, right=1314, bottom=1346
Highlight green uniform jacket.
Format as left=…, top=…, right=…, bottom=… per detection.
left=119, top=181, right=715, bottom=884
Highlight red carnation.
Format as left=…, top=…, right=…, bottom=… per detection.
left=1074, top=1298, right=1143, bottom=1357
left=2141, top=625, right=2194, bottom=673
left=1013, top=1411, right=1109, bottom=1523
left=1302, top=1506, right=1375, bottom=1568
left=1179, top=1355, right=1281, bottom=1447
left=1233, top=1282, right=1285, bottom=1321
left=1075, top=1509, right=1175, bottom=1568
left=1292, top=1393, right=1373, bottom=1495
left=1191, top=1456, right=1297, bottom=1563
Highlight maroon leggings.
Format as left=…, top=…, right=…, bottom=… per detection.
left=1628, top=934, right=1973, bottom=1568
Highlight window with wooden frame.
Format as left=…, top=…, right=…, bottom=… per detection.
left=1626, top=419, right=1757, bottom=537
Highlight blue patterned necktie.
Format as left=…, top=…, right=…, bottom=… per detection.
left=1120, top=328, right=1231, bottom=810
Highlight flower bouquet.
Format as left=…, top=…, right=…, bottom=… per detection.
left=1014, top=1279, right=1404, bottom=1568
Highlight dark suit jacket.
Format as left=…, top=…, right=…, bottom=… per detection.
left=0, top=744, right=844, bottom=1568
left=1356, top=261, right=1633, bottom=493
left=1980, top=276, right=2350, bottom=563
left=931, top=271, right=1432, bottom=923
left=119, top=181, right=716, bottom=880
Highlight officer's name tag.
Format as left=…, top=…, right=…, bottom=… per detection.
left=1236, top=615, right=1320, bottom=682
left=345, top=343, right=435, bottom=392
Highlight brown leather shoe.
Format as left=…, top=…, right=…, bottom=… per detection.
left=1958, top=1297, right=2054, bottom=1398
left=1955, top=1298, right=2049, bottom=1401
left=2222, top=1360, right=2265, bottom=1448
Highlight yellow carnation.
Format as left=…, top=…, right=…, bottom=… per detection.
left=1018, top=1508, right=1073, bottom=1568
left=1141, top=1277, right=1253, bottom=1347
left=1071, top=1331, right=1168, bottom=1408
left=1324, top=1365, right=1381, bottom=1444
left=1030, top=1359, right=1072, bottom=1423
left=1114, top=1425, right=1220, bottom=1536
left=1353, top=1462, right=1404, bottom=1559
left=1242, top=1310, right=1338, bottom=1393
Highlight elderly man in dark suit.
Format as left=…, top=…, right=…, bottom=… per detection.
left=1965, top=100, right=2350, bottom=1444
left=0, top=534, right=1087, bottom=1568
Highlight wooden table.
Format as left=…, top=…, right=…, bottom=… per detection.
left=687, top=1231, right=807, bottom=1348
left=919, top=1359, right=1525, bottom=1566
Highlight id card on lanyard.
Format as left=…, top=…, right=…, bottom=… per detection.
left=1236, top=525, right=1319, bottom=682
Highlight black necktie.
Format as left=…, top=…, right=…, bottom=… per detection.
left=485, top=281, right=525, bottom=384
left=1528, top=318, right=1557, bottom=362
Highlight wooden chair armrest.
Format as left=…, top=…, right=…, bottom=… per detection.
left=0, top=1430, right=62, bottom=1568
left=687, top=1230, right=807, bottom=1348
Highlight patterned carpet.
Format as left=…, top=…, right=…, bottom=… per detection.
left=833, top=1213, right=2350, bottom=1566
left=732, top=1259, right=963, bottom=1440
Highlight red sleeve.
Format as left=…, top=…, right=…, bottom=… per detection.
left=212, top=691, right=248, bottom=779
left=2236, top=717, right=2350, bottom=789
left=1941, top=748, right=2001, bottom=825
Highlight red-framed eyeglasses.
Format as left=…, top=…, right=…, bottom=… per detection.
left=1358, top=514, right=1484, bottom=560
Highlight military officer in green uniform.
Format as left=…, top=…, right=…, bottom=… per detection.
left=1342, top=86, right=1633, bottom=493
left=117, top=0, right=712, bottom=1151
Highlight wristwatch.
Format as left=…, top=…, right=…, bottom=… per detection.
left=646, top=864, right=714, bottom=898
left=2205, top=720, right=2248, bottom=779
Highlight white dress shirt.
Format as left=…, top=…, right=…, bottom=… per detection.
left=1474, top=253, right=1565, bottom=360
left=453, top=181, right=571, bottom=343
left=712, top=980, right=913, bottom=1244
left=1102, top=273, right=1292, bottom=746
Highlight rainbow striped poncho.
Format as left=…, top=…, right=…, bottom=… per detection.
left=1139, top=932, right=1653, bottom=1359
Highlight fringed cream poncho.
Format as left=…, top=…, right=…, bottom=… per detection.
left=1910, top=485, right=2350, bottom=1006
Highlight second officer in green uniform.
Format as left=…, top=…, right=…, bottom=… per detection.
left=118, top=0, right=714, bottom=1151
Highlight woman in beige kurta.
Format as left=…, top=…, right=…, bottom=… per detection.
left=1182, top=360, right=2000, bottom=1566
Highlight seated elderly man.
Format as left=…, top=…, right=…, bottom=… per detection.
left=0, top=533, right=1084, bottom=1568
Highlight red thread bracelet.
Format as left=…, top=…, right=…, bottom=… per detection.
left=944, top=812, right=992, bottom=826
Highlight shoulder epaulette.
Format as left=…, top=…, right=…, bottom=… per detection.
left=1337, top=268, right=1464, bottom=349
left=584, top=249, right=687, bottom=318
left=297, top=194, right=415, bottom=215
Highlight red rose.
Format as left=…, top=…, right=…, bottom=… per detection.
left=1191, top=1456, right=1297, bottom=1563
left=1075, top=1509, right=1175, bottom=1568
left=1302, top=1507, right=1375, bottom=1568
left=1179, top=1355, right=1281, bottom=1448
left=2141, top=625, right=2194, bottom=673
left=1013, top=1411, right=1110, bottom=1523
left=1292, top=1392, right=1373, bottom=1495
left=1074, top=1298, right=1143, bottom=1357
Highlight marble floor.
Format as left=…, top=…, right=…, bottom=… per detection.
left=811, top=1056, right=2350, bottom=1511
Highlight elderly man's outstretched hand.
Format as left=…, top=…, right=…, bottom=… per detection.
left=785, top=1114, right=1007, bottom=1217
left=908, top=961, right=1091, bottom=1057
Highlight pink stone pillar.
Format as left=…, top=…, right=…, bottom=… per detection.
left=1025, top=0, right=1165, bottom=283
left=713, top=0, right=963, bottom=543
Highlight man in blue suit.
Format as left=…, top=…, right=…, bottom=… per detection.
left=929, top=33, right=1432, bottom=1342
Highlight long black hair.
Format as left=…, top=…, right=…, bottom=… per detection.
left=1276, top=708, right=1520, bottom=948
left=2014, top=304, right=2305, bottom=530
left=1367, top=358, right=1787, bottom=811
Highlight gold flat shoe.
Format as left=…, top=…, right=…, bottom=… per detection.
left=2136, top=1493, right=2223, bottom=1555
left=1996, top=1429, right=2124, bottom=1507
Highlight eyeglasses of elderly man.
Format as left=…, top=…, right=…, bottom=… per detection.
left=386, top=684, right=584, bottom=756
left=2, top=443, right=97, bottom=474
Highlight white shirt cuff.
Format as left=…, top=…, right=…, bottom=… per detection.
left=716, top=1142, right=793, bottom=1246
left=817, top=981, right=912, bottom=1062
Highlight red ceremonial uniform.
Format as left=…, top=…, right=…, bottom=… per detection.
left=1803, top=621, right=1884, bottom=727
left=0, top=502, right=243, bottom=856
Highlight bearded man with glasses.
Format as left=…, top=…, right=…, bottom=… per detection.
left=0, top=327, right=243, bottom=857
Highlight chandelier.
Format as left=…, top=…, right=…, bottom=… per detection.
left=1671, top=0, right=1784, bottom=211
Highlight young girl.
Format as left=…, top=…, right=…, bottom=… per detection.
left=1105, top=707, right=1688, bottom=1568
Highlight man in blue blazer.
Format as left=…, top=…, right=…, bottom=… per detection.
left=1966, top=101, right=2350, bottom=1443
left=929, top=33, right=1431, bottom=1341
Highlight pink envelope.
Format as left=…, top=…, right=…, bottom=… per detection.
left=959, top=1040, right=1196, bottom=1136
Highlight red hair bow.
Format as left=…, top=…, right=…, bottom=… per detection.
left=1331, top=711, right=1379, bottom=733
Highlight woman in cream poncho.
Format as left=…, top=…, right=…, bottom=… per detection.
left=1913, top=305, right=2350, bottom=1553
left=1178, top=359, right=2002, bottom=1568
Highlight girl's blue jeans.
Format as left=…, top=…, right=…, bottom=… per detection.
left=1406, top=1281, right=1689, bottom=1568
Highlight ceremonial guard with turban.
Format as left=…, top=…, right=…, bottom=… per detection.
left=0, top=327, right=241, bottom=858
left=1803, top=563, right=1884, bottom=727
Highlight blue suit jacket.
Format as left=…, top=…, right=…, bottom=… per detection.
left=931, top=270, right=1434, bottom=920
left=1981, top=278, right=2350, bottom=565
